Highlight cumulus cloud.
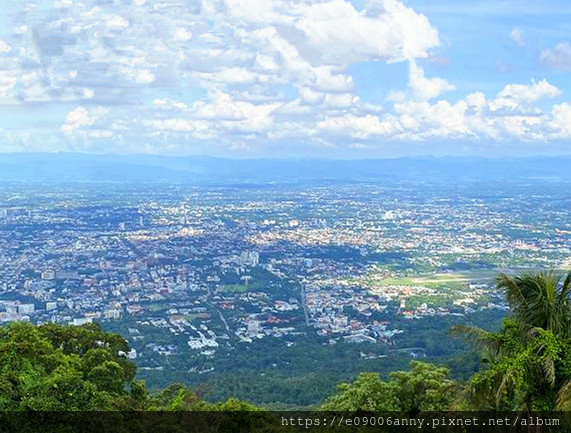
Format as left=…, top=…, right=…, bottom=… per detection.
left=305, top=78, right=566, bottom=142
left=61, top=106, right=113, bottom=140
left=540, top=43, right=571, bottom=71
left=382, top=79, right=566, bottom=141
left=489, top=79, right=561, bottom=113
left=61, top=107, right=95, bottom=134
left=407, top=59, right=455, bottom=100
left=317, top=114, right=400, bottom=139
left=548, top=103, right=571, bottom=137
left=288, top=0, right=439, bottom=64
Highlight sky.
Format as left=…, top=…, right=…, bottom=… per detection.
left=0, top=0, right=571, bottom=158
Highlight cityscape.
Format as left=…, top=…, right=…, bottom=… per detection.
left=1, top=172, right=569, bottom=406
left=1, top=0, right=571, bottom=422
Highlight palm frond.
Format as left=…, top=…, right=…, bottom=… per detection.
left=499, top=271, right=571, bottom=334
left=542, top=357, right=555, bottom=387
left=556, top=379, right=571, bottom=410
left=450, top=325, right=503, bottom=356
left=497, top=273, right=528, bottom=317
left=559, top=272, right=571, bottom=306
left=495, top=370, right=515, bottom=406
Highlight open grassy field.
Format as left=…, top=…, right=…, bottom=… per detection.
left=378, top=270, right=495, bottom=287
left=378, top=267, right=570, bottom=288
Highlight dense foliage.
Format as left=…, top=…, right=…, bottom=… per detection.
left=321, top=361, right=459, bottom=412
left=0, top=322, right=137, bottom=410
left=0, top=322, right=257, bottom=411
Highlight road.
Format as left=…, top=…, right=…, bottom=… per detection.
left=300, top=285, right=310, bottom=327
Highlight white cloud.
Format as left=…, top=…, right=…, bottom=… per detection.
left=324, top=93, right=360, bottom=109
left=392, top=98, right=469, bottom=138
left=0, top=70, right=19, bottom=100
left=153, top=99, right=189, bottom=111
left=144, top=118, right=211, bottom=135
left=540, top=43, right=571, bottom=71
left=193, top=91, right=249, bottom=120
left=292, top=0, right=439, bottom=64
left=194, top=67, right=259, bottom=84
left=61, top=107, right=95, bottom=134
left=147, top=90, right=282, bottom=139
left=549, top=103, right=571, bottom=137
left=408, top=59, right=455, bottom=100
left=135, top=70, right=156, bottom=84
left=510, top=28, right=526, bottom=47
left=313, top=67, right=354, bottom=93
left=105, top=15, right=129, bottom=31
left=374, top=78, right=567, bottom=142
left=0, top=40, right=12, bottom=54
left=173, top=28, right=193, bottom=42
left=489, top=79, right=561, bottom=113
left=61, top=106, right=111, bottom=139
left=465, top=92, right=487, bottom=114
left=317, top=114, right=400, bottom=138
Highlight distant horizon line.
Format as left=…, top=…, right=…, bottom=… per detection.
left=1, top=151, right=571, bottom=161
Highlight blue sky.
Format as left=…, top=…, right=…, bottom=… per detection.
left=0, top=0, right=571, bottom=157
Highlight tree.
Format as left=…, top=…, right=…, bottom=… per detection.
left=0, top=322, right=137, bottom=410
left=0, top=322, right=268, bottom=412
left=452, top=271, right=571, bottom=411
left=321, top=361, right=458, bottom=412
left=321, top=372, right=396, bottom=411
left=149, top=384, right=209, bottom=411
left=389, top=361, right=459, bottom=412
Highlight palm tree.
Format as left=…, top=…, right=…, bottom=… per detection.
left=496, top=272, right=571, bottom=336
left=451, top=271, right=571, bottom=411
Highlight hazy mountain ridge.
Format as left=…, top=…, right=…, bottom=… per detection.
left=0, top=153, right=569, bottom=183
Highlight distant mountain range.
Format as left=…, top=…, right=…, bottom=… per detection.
left=0, top=153, right=569, bottom=183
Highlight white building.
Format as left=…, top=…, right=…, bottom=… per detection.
left=104, top=309, right=121, bottom=319
left=18, top=304, right=35, bottom=315
left=42, top=269, right=56, bottom=280
left=72, top=317, right=93, bottom=326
